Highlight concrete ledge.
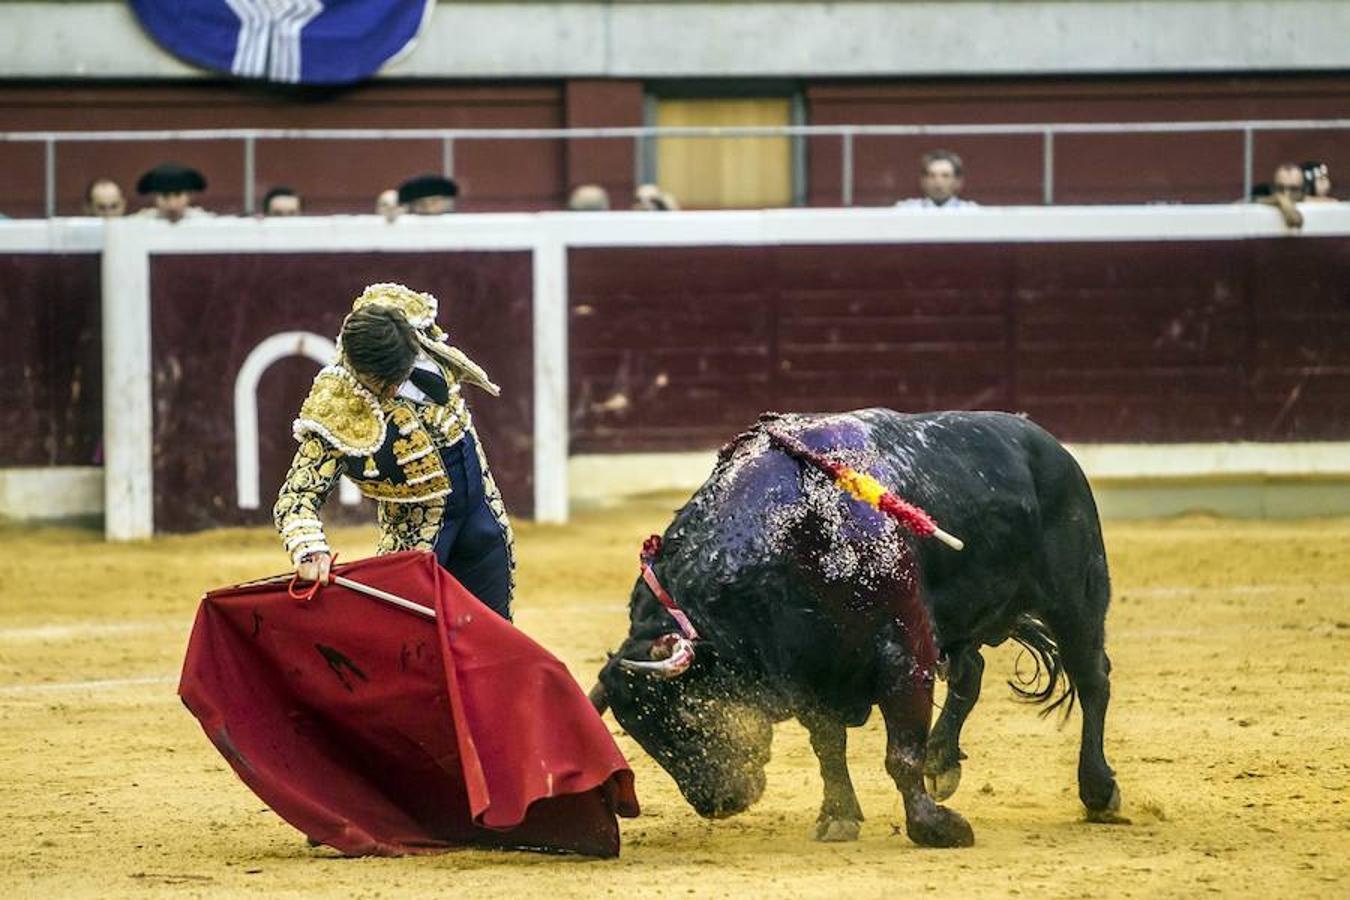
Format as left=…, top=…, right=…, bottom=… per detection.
left=1091, top=480, right=1350, bottom=519
left=1065, top=442, right=1350, bottom=480
left=3, top=2, right=1347, bottom=79
left=0, top=467, right=103, bottom=521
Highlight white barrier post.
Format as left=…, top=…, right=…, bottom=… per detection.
left=101, top=219, right=156, bottom=540
left=532, top=222, right=569, bottom=523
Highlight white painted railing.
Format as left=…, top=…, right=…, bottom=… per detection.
left=3, top=118, right=1348, bottom=214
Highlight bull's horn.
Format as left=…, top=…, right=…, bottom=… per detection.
left=588, top=682, right=609, bottom=714
left=617, top=636, right=695, bottom=679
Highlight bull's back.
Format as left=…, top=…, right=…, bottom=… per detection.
left=851, top=408, right=1104, bottom=644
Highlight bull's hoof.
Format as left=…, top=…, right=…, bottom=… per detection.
left=1084, top=784, right=1131, bottom=825
left=814, top=816, right=862, bottom=842
left=906, top=806, right=975, bottom=848
left=924, top=762, right=962, bottom=802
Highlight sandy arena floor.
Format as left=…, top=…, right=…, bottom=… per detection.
left=1, top=494, right=1347, bottom=899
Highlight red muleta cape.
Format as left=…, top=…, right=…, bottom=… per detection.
left=179, top=551, right=639, bottom=857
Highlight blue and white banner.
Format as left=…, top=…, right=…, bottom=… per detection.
left=131, top=0, right=435, bottom=85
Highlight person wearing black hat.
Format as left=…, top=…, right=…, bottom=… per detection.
left=397, top=174, right=458, bottom=215
left=135, top=163, right=213, bottom=223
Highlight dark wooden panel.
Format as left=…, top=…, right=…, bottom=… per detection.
left=1247, top=237, right=1350, bottom=440
left=148, top=251, right=533, bottom=532
left=564, top=80, right=644, bottom=206
left=806, top=74, right=1350, bottom=207
left=60, top=138, right=244, bottom=215
left=809, top=133, right=1043, bottom=207
left=0, top=254, right=101, bottom=465
left=1012, top=241, right=1253, bottom=439
left=569, top=246, right=776, bottom=452
left=0, top=143, right=45, bottom=218
left=1052, top=132, right=1245, bottom=204
left=0, top=83, right=565, bottom=215
left=568, top=238, right=1350, bottom=452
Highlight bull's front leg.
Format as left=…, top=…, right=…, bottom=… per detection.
left=925, top=644, right=984, bottom=801
left=798, top=709, right=864, bottom=842
left=877, top=639, right=975, bottom=848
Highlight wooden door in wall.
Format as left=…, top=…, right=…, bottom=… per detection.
left=654, top=98, right=792, bottom=209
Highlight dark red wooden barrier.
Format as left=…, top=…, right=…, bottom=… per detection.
left=568, top=238, right=1350, bottom=451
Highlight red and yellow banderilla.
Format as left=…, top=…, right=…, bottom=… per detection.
left=765, top=427, right=964, bottom=551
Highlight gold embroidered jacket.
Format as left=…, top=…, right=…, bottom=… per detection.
left=272, top=357, right=513, bottom=575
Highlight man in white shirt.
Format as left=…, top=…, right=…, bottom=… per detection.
left=896, top=150, right=978, bottom=209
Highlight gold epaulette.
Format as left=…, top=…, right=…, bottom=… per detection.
left=422, top=340, right=500, bottom=397
left=292, top=365, right=386, bottom=456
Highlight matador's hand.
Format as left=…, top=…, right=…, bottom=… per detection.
left=296, top=551, right=333, bottom=586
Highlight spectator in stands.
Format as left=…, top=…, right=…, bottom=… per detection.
left=262, top=186, right=303, bottom=216
left=632, top=183, right=679, bottom=211
left=567, top=184, right=611, bottom=211
left=1301, top=161, right=1338, bottom=202
left=1271, top=162, right=1305, bottom=202
left=398, top=174, right=458, bottom=215
left=134, top=163, right=212, bottom=223
left=83, top=178, right=126, bottom=218
left=375, top=188, right=401, bottom=222
left=897, top=149, right=977, bottom=209
left=1254, top=162, right=1305, bottom=229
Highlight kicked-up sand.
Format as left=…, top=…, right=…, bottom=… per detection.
left=1, top=494, right=1347, bottom=898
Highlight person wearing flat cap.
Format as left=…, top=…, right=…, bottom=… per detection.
left=397, top=174, right=459, bottom=215
left=274, top=283, right=515, bottom=620
left=135, top=163, right=213, bottom=223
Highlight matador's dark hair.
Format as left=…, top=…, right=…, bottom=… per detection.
left=341, top=305, right=418, bottom=389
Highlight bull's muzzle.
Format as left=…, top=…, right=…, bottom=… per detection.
left=587, top=682, right=609, bottom=714
left=617, top=634, right=695, bottom=679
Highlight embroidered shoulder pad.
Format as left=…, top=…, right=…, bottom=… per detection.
left=292, top=365, right=386, bottom=456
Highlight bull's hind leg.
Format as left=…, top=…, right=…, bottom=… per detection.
left=924, top=645, right=984, bottom=801
left=799, top=710, right=863, bottom=842
left=1041, top=569, right=1126, bottom=823
left=1052, top=625, right=1125, bottom=823
left=877, top=642, right=974, bottom=847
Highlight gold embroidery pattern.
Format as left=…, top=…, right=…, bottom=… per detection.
left=273, top=437, right=346, bottom=564
left=377, top=497, right=445, bottom=554
left=392, top=428, right=434, bottom=464
left=293, top=366, right=385, bottom=456
left=360, top=477, right=451, bottom=503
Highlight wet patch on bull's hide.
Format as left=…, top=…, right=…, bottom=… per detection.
left=706, top=414, right=913, bottom=597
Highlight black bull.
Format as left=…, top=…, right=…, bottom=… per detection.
left=591, top=409, right=1122, bottom=847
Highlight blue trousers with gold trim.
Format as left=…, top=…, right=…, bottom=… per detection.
left=431, top=431, right=512, bottom=621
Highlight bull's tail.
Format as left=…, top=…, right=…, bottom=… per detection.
left=1007, top=614, right=1077, bottom=722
